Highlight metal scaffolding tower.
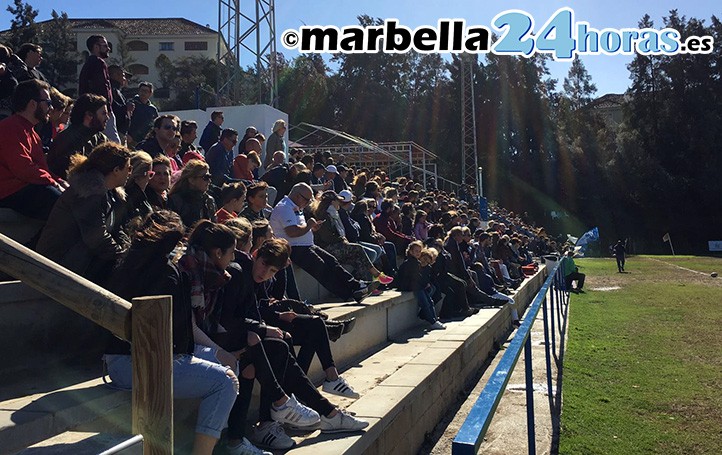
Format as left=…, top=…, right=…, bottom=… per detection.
left=460, top=54, right=480, bottom=195
left=217, top=0, right=278, bottom=106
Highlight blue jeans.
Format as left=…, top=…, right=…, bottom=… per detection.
left=415, top=285, right=439, bottom=324
left=104, top=345, right=238, bottom=439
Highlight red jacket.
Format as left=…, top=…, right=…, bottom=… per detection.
left=0, top=114, right=58, bottom=199
left=373, top=213, right=413, bottom=247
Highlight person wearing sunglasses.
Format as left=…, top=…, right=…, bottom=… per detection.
left=136, top=114, right=180, bottom=159
left=168, top=159, right=218, bottom=228
left=119, top=151, right=154, bottom=226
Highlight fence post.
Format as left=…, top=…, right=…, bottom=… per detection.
left=131, top=295, right=174, bottom=455
left=524, top=335, right=536, bottom=455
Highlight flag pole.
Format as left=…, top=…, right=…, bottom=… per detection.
left=669, top=235, right=675, bottom=256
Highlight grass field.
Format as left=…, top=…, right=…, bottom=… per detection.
left=558, top=255, right=722, bottom=455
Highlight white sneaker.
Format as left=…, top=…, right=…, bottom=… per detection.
left=430, top=321, right=446, bottom=330
left=322, top=376, right=360, bottom=398
left=227, top=436, right=273, bottom=455
left=320, top=409, right=370, bottom=433
left=270, top=394, right=320, bottom=428
left=250, top=421, right=295, bottom=450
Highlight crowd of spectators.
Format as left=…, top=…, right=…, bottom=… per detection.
left=0, top=36, right=564, bottom=455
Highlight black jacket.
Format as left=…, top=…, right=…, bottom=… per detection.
left=395, top=257, right=421, bottom=291
left=37, top=169, right=129, bottom=281
left=47, top=124, right=108, bottom=179
left=105, top=257, right=194, bottom=356
left=167, top=188, right=217, bottom=228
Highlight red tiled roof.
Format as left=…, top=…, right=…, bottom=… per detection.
left=2, top=18, right=217, bottom=37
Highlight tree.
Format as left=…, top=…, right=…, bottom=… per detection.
left=5, top=0, right=39, bottom=52
left=37, top=10, right=78, bottom=90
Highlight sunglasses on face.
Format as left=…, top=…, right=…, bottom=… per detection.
left=143, top=170, right=156, bottom=178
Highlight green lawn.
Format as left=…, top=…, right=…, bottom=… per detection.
left=559, top=256, right=722, bottom=455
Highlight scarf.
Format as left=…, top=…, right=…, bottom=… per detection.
left=177, top=246, right=231, bottom=333
left=327, top=205, right=345, bottom=238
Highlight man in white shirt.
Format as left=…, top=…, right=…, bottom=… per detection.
left=270, top=183, right=371, bottom=302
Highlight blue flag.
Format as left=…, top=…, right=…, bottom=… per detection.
left=575, top=227, right=599, bottom=254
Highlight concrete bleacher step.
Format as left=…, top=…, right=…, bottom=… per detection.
left=17, top=432, right=143, bottom=454
left=1, top=267, right=545, bottom=454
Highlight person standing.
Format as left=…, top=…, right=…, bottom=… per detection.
left=205, top=128, right=238, bottom=186
left=199, top=111, right=224, bottom=153
left=263, top=119, right=286, bottom=171
left=127, top=82, right=158, bottom=147
left=107, top=65, right=134, bottom=146
left=613, top=239, right=626, bottom=273
left=78, top=35, right=121, bottom=144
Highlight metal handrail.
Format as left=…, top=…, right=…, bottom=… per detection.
left=452, top=260, right=568, bottom=454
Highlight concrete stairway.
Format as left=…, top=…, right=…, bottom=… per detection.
left=0, top=267, right=545, bottom=454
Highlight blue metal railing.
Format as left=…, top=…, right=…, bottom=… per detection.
left=452, top=260, right=569, bottom=454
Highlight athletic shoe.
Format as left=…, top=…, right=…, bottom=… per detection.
left=430, top=321, right=446, bottom=330
left=353, top=285, right=371, bottom=303
left=270, top=394, right=320, bottom=428
left=320, top=409, right=370, bottom=433
left=370, top=288, right=383, bottom=296
left=323, top=376, right=360, bottom=398
left=376, top=273, right=394, bottom=285
left=250, top=421, right=294, bottom=451
left=228, top=436, right=273, bottom=455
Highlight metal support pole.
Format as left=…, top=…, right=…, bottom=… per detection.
left=542, top=296, right=554, bottom=417
left=524, top=336, right=537, bottom=455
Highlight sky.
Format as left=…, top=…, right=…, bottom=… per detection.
left=1, top=1, right=718, bottom=96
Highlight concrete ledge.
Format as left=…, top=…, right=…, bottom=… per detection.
left=287, top=266, right=547, bottom=454
left=0, top=209, right=44, bottom=245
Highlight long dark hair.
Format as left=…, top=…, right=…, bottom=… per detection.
left=187, top=219, right=236, bottom=254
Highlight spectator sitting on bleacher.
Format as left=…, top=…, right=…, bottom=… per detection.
left=350, top=198, right=398, bottom=275
left=47, top=93, right=109, bottom=179
left=269, top=183, right=374, bottom=303
left=119, top=151, right=153, bottom=226
left=38, top=88, right=73, bottom=151
left=145, top=155, right=171, bottom=210
left=413, top=210, right=431, bottom=241
left=37, top=142, right=132, bottom=284
left=206, top=128, right=239, bottom=186
left=374, top=199, right=413, bottom=255
left=215, top=182, right=247, bottom=224
left=426, top=238, right=478, bottom=320
left=248, top=237, right=362, bottom=398
left=182, top=221, right=320, bottom=454
left=246, top=218, right=302, bottom=302
left=180, top=120, right=204, bottom=164
left=103, top=211, right=242, bottom=455
left=219, top=237, right=369, bottom=449
left=0, top=44, right=19, bottom=120
left=167, top=160, right=217, bottom=227
left=239, top=181, right=268, bottom=222
left=0, top=79, right=64, bottom=222
left=260, top=152, right=288, bottom=205
left=136, top=114, right=181, bottom=161
left=232, top=150, right=260, bottom=181
left=395, top=241, right=445, bottom=330
left=339, top=191, right=393, bottom=277
left=312, top=190, right=394, bottom=287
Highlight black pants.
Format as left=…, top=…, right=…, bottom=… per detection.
left=291, top=245, right=360, bottom=299
left=565, top=271, right=586, bottom=290
left=616, top=256, right=625, bottom=272
left=0, top=183, right=61, bottom=221
left=259, top=337, right=335, bottom=421
left=438, top=273, right=471, bottom=318
left=213, top=331, right=286, bottom=440
left=279, top=314, right=335, bottom=374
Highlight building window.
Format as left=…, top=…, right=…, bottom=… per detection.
left=127, top=40, right=149, bottom=51
left=128, top=64, right=149, bottom=75
left=185, top=41, right=208, bottom=51
left=159, top=42, right=174, bottom=51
